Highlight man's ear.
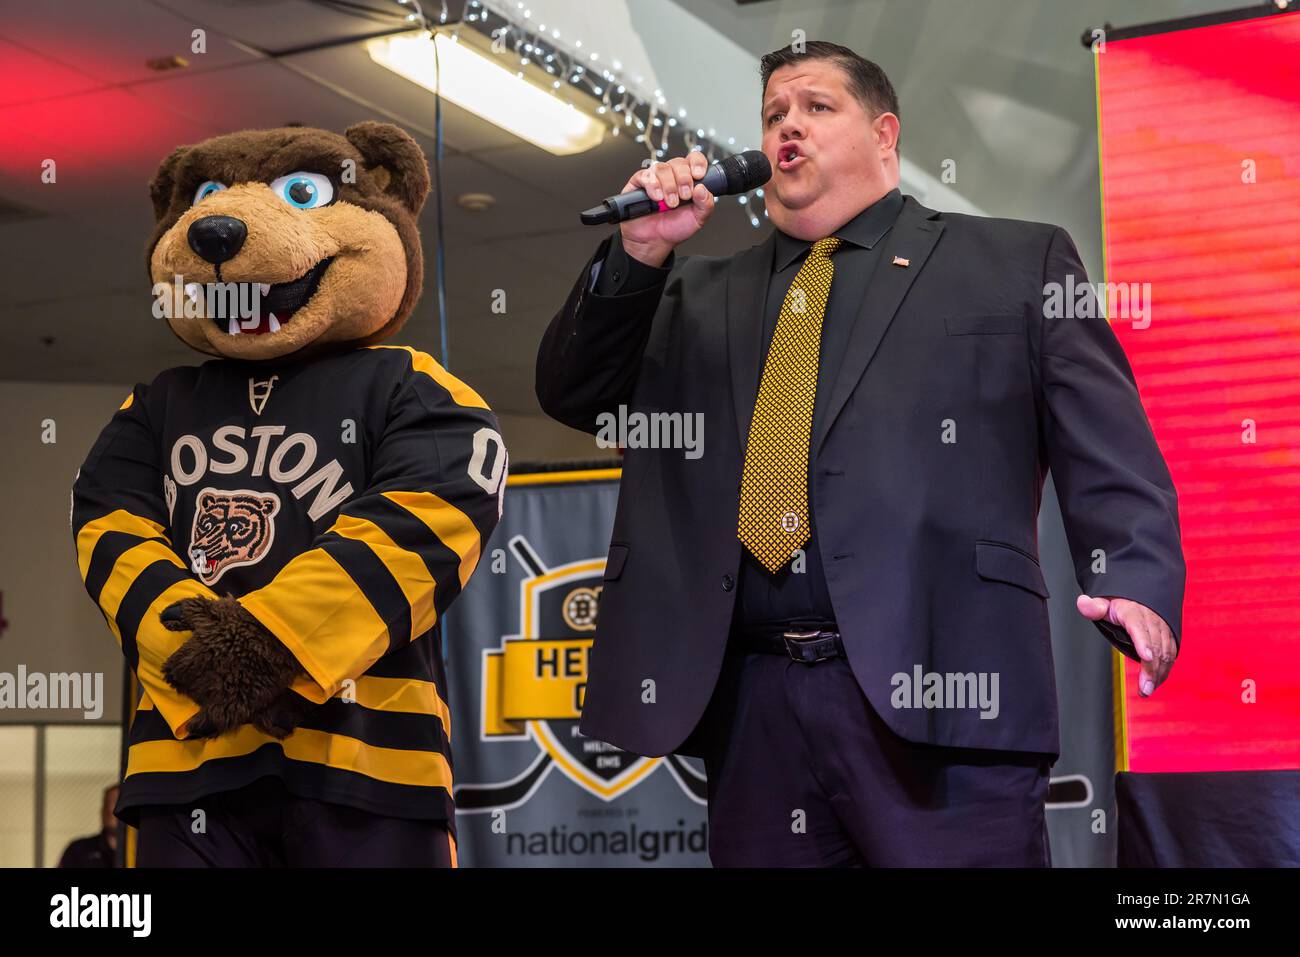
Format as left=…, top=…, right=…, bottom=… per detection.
left=149, top=146, right=189, bottom=222
left=345, top=121, right=430, bottom=216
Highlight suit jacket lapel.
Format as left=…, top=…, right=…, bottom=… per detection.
left=813, top=195, right=944, bottom=458
left=725, top=232, right=776, bottom=453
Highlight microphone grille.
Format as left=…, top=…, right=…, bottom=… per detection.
left=723, top=149, right=772, bottom=194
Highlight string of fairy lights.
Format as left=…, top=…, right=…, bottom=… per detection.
left=388, top=0, right=769, bottom=226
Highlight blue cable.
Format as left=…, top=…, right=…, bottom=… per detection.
left=433, top=30, right=450, bottom=370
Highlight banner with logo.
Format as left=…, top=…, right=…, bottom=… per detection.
left=443, top=469, right=710, bottom=867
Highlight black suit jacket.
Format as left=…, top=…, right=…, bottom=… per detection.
left=536, top=194, right=1185, bottom=760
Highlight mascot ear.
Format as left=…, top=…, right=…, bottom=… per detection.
left=345, top=121, right=430, bottom=216
left=149, top=146, right=189, bottom=222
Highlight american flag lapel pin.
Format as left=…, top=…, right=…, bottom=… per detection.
left=892, top=255, right=910, bottom=268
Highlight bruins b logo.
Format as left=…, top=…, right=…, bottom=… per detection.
left=188, top=487, right=280, bottom=585
left=561, top=586, right=601, bottom=631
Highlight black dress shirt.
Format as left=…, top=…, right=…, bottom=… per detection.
left=590, top=188, right=906, bottom=628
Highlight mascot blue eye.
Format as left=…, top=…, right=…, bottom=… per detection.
left=270, top=172, right=334, bottom=209
left=193, top=181, right=226, bottom=204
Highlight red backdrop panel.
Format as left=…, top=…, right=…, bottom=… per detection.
left=1097, top=10, right=1300, bottom=771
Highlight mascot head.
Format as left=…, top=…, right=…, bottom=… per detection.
left=147, top=122, right=429, bottom=361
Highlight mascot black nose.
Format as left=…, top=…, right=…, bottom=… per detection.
left=187, top=215, right=247, bottom=265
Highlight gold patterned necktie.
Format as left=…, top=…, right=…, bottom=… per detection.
left=737, top=235, right=841, bottom=573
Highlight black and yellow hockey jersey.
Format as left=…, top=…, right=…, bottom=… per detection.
left=71, top=344, right=507, bottom=826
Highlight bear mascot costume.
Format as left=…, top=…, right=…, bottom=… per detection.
left=71, top=123, right=507, bottom=867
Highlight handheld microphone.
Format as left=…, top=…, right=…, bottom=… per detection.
left=580, top=150, right=771, bottom=226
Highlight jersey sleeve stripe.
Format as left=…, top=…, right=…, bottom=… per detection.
left=319, top=535, right=413, bottom=655
left=75, top=509, right=169, bottom=580
left=346, top=495, right=463, bottom=576
left=84, top=530, right=172, bottom=605
left=239, top=549, right=392, bottom=698
left=75, top=503, right=211, bottom=738
left=113, top=560, right=193, bottom=668
left=328, top=513, right=439, bottom=645
left=346, top=495, right=466, bottom=625
left=368, top=344, right=491, bottom=410
left=380, top=489, right=482, bottom=589
left=115, top=575, right=213, bottom=738
left=94, top=542, right=187, bottom=632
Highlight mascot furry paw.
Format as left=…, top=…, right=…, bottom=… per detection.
left=159, top=595, right=309, bottom=739
left=71, top=123, right=507, bottom=867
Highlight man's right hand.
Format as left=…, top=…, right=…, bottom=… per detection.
left=619, top=153, right=717, bottom=267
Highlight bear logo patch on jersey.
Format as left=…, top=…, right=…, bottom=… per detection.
left=188, top=487, right=281, bottom=585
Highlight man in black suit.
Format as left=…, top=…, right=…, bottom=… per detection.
left=536, top=41, right=1184, bottom=866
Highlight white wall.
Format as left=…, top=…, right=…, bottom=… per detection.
left=0, top=381, right=130, bottom=726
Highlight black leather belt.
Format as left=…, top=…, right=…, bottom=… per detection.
left=734, top=623, right=845, bottom=663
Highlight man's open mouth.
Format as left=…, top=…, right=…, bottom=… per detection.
left=193, top=257, right=334, bottom=336
left=778, top=144, right=805, bottom=171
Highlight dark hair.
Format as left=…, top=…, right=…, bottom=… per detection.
left=759, top=41, right=900, bottom=151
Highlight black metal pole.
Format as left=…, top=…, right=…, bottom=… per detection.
left=1082, top=0, right=1291, bottom=48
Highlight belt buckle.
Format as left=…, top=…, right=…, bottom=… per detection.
left=782, top=629, right=832, bottom=664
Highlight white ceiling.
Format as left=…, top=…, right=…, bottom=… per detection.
left=0, top=0, right=1244, bottom=439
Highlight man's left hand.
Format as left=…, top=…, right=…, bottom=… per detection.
left=1076, top=595, right=1177, bottom=697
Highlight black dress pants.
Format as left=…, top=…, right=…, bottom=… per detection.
left=694, top=646, right=1052, bottom=867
